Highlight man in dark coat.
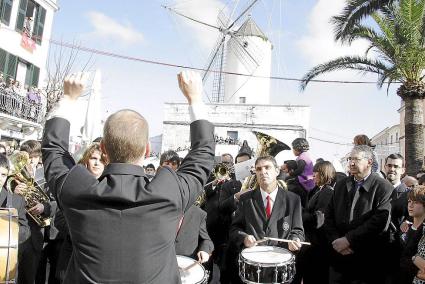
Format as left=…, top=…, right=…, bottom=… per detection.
left=383, top=153, right=410, bottom=283
left=324, top=145, right=393, bottom=284
left=175, top=205, right=214, bottom=261
left=41, top=71, right=215, bottom=284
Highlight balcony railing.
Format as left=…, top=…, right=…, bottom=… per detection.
left=0, top=87, right=45, bottom=124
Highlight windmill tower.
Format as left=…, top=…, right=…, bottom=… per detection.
left=223, top=17, right=272, bottom=104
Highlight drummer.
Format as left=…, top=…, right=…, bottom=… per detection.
left=229, top=155, right=304, bottom=282
left=0, top=153, right=30, bottom=283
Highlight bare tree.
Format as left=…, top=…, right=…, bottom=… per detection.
left=42, top=40, right=93, bottom=114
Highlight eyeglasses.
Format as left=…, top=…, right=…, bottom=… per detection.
left=347, top=157, right=366, bottom=163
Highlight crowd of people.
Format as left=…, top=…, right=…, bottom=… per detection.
left=2, top=71, right=425, bottom=284
left=0, top=72, right=43, bottom=123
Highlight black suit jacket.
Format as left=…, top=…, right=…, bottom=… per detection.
left=302, top=185, right=333, bottom=245
left=230, top=187, right=304, bottom=249
left=0, top=188, right=30, bottom=243
left=175, top=205, right=214, bottom=258
left=324, top=173, right=392, bottom=254
left=42, top=117, right=215, bottom=284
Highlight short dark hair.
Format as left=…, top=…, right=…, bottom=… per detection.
left=145, top=163, right=155, bottom=170
left=0, top=144, right=6, bottom=154
left=160, top=150, right=180, bottom=166
left=20, top=140, right=41, bottom=157
left=292, top=138, right=309, bottom=152
left=0, top=154, right=9, bottom=170
left=284, top=160, right=298, bottom=172
left=385, top=153, right=404, bottom=167
left=235, top=152, right=251, bottom=163
left=419, top=175, right=425, bottom=186
left=255, top=155, right=278, bottom=168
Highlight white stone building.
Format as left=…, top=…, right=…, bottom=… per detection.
left=161, top=103, right=310, bottom=163
left=0, top=0, right=58, bottom=142
left=371, top=124, right=401, bottom=169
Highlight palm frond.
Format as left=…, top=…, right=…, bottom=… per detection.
left=300, top=56, right=390, bottom=90
left=333, top=0, right=394, bottom=41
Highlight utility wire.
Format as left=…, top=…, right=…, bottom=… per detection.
left=0, top=25, right=397, bottom=85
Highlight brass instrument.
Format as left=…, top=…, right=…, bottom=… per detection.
left=241, top=131, right=290, bottom=191
left=195, top=162, right=233, bottom=207
left=6, top=152, right=51, bottom=227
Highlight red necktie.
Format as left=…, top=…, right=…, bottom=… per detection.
left=266, top=195, right=272, bottom=219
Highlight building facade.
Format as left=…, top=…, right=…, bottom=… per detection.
left=0, top=0, right=58, bottom=142
left=161, top=103, right=310, bottom=161
left=371, top=124, right=401, bottom=170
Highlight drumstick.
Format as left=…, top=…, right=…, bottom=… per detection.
left=180, top=261, right=200, bottom=272
left=264, top=237, right=311, bottom=245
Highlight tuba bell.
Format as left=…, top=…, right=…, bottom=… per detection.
left=240, top=131, right=290, bottom=191
left=6, top=151, right=51, bottom=227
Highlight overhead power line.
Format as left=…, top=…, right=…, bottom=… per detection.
left=0, top=25, right=399, bottom=85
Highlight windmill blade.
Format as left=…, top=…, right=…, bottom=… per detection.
left=211, top=42, right=226, bottom=103
left=162, top=5, right=221, bottom=31
left=202, top=35, right=227, bottom=82
left=227, top=35, right=263, bottom=74
left=227, top=0, right=260, bottom=30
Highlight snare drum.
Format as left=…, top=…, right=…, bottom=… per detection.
left=0, top=208, right=19, bottom=284
left=238, top=246, right=295, bottom=284
left=176, top=255, right=208, bottom=284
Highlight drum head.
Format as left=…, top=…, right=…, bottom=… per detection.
left=176, top=255, right=206, bottom=284
left=241, top=246, right=293, bottom=265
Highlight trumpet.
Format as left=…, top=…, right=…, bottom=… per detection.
left=194, top=162, right=233, bottom=207
left=6, top=152, right=51, bottom=227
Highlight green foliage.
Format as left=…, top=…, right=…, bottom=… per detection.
left=301, top=0, right=425, bottom=94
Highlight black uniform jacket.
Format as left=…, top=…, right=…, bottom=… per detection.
left=230, top=187, right=304, bottom=249
left=42, top=117, right=215, bottom=284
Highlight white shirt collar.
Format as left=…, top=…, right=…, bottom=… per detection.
left=392, top=181, right=401, bottom=188
left=260, top=187, right=278, bottom=202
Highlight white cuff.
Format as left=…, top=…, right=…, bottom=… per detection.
left=46, top=97, right=79, bottom=122
left=189, top=101, right=207, bottom=122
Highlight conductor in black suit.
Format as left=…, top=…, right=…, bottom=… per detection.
left=41, top=71, right=215, bottom=284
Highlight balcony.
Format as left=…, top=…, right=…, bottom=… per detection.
left=0, top=86, right=44, bottom=123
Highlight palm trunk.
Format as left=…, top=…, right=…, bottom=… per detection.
left=404, top=97, right=424, bottom=176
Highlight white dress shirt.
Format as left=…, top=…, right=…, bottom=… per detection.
left=260, top=187, right=278, bottom=212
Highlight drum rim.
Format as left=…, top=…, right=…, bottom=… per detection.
left=240, top=246, right=295, bottom=267
left=176, top=255, right=208, bottom=284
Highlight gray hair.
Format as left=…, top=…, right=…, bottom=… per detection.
left=351, top=145, right=373, bottom=159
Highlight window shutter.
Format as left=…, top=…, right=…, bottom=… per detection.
left=0, top=0, right=13, bottom=25
left=15, top=0, right=28, bottom=32
left=5, top=53, right=17, bottom=79
left=0, top=48, right=7, bottom=74
left=34, top=5, right=45, bottom=44
left=31, top=65, right=39, bottom=86
left=25, top=63, right=32, bottom=86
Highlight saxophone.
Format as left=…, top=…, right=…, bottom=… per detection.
left=241, top=131, right=290, bottom=191
left=6, top=152, right=51, bottom=227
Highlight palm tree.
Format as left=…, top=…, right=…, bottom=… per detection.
left=332, top=0, right=395, bottom=41
left=301, top=0, right=425, bottom=175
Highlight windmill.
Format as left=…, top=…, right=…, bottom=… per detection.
left=164, top=0, right=268, bottom=103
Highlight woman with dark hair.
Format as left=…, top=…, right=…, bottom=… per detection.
left=295, top=161, right=336, bottom=284
left=291, top=138, right=315, bottom=192
left=78, top=143, right=107, bottom=178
